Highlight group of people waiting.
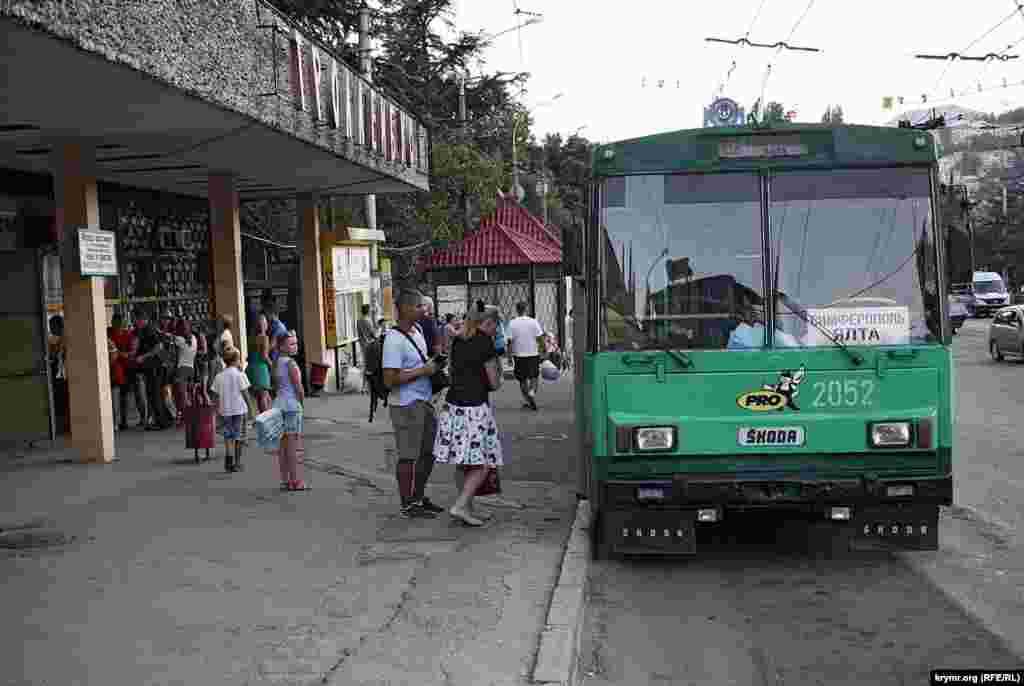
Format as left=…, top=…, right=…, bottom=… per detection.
left=380, top=290, right=554, bottom=526
left=97, top=302, right=307, bottom=486
left=104, top=309, right=239, bottom=432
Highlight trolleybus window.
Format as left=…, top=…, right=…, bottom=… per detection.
left=769, top=168, right=941, bottom=347
left=600, top=173, right=763, bottom=351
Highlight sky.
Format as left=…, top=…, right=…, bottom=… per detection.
left=450, top=0, right=1024, bottom=143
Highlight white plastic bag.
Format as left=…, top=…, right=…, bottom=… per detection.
left=540, top=359, right=560, bottom=382
left=254, top=406, right=284, bottom=449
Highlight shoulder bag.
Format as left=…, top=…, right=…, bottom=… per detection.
left=396, top=328, right=449, bottom=395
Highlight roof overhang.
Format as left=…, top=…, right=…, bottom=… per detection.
left=0, top=2, right=430, bottom=201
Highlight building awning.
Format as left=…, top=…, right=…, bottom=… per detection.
left=0, top=1, right=429, bottom=201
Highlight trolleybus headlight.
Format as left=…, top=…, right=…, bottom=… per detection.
left=827, top=506, right=852, bottom=521
left=697, top=508, right=721, bottom=523
left=635, top=427, right=675, bottom=451
left=869, top=422, right=911, bottom=447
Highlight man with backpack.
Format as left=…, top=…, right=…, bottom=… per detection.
left=365, top=328, right=390, bottom=422
left=382, top=289, right=445, bottom=519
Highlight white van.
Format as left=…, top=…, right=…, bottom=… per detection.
left=972, top=271, right=1010, bottom=317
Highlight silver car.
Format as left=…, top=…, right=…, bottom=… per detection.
left=988, top=305, right=1024, bottom=361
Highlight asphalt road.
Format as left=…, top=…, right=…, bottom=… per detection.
left=580, top=320, right=1024, bottom=685
left=949, top=318, right=1024, bottom=535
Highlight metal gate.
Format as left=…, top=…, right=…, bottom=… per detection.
left=0, top=249, right=53, bottom=444
left=534, top=281, right=558, bottom=337
left=435, top=284, right=468, bottom=319
left=469, top=282, right=530, bottom=322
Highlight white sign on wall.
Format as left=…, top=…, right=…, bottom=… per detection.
left=78, top=229, right=118, bottom=277
left=332, top=246, right=349, bottom=289
left=348, top=246, right=371, bottom=291
left=330, top=245, right=373, bottom=343
left=803, top=306, right=911, bottom=346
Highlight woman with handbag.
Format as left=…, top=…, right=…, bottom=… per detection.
left=432, top=300, right=504, bottom=527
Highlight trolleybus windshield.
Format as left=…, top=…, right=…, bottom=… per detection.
left=599, top=168, right=942, bottom=352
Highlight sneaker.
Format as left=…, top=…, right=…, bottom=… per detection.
left=419, top=497, right=445, bottom=514
left=400, top=502, right=438, bottom=519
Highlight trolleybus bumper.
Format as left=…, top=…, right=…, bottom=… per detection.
left=596, top=475, right=950, bottom=555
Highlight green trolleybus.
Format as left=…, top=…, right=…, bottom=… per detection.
left=574, top=123, right=953, bottom=558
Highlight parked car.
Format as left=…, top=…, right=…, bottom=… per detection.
left=948, top=295, right=969, bottom=334
left=972, top=271, right=1011, bottom=317
left=988, top=305, right=1024, bottom=361
left=950, top=283, right=978, bottom=317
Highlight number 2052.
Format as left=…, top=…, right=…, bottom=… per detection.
left=811, top=379, right=876, bottom=408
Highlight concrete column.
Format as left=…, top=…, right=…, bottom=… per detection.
left=52, top=142, right=115, bottom=463
left=298, top=193, right=327, bottom=376
left=208, top=173, right=247, bottom=362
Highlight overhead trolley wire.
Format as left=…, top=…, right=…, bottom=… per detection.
left=758, top=0, right=817, bottom=110
left=712, top=0, right=770, bottom=99
left=927, top=6, right=1022, bottom=94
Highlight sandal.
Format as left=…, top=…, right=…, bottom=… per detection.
left=470, top=508, right=493, bottom=522
left=449, top=506, right=484, bottom=527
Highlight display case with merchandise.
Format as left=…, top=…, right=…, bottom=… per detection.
left=108, top=198, right=212, bottom=321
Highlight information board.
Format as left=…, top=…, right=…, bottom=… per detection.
left=78, top=229, right=118, bottom=277
left=803, top=306, right=910, bottom=346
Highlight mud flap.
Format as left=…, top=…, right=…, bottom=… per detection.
left=847, top=504, right=939, bottom=552
left=602, top=509, right=697, bottom=556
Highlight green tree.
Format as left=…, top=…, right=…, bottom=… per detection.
left=268, top=0, right=528, bottom=278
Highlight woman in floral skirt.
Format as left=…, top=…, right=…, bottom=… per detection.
left=433, top=300, right=503, bottom=526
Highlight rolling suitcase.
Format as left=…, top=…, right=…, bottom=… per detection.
left=184, top=383, right=215, bottom=463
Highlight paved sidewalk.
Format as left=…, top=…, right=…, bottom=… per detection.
left=0, top=380, right=577, bottom=686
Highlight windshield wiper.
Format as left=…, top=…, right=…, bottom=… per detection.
left=665, top=349, right=694, bottom=369
left=777, top=294, right=865, bottom=366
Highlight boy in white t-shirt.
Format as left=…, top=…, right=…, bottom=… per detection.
left=211, top=348, right=251, bottom=473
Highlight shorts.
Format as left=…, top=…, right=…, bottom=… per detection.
left=222, top=414, right=244, bottom=440
left=513, top=355, right=540, bottom=382
left=282, top=409, right=303, bottom=435
left=389, top=400, right=437, bottom=462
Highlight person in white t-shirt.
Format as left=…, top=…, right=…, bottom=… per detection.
left=506, top=301, right=545, bottom=411
left=211, top=348, right=251, bottom=474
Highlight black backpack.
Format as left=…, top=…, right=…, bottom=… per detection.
left=365, top=331, right=390, bottom=422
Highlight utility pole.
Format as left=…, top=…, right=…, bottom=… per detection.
left=539, top=173, right=549, bottom=225
left=458, top=74, right=471, bottom=232
left=358, top=5, right=380, bottom=316
left=359, top=7, right=376, bottom=236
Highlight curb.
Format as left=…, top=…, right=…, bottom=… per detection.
left=531, top=498, right=591, bottom=686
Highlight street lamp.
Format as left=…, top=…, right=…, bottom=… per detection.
left=512, top=92, right=564, bottom=202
